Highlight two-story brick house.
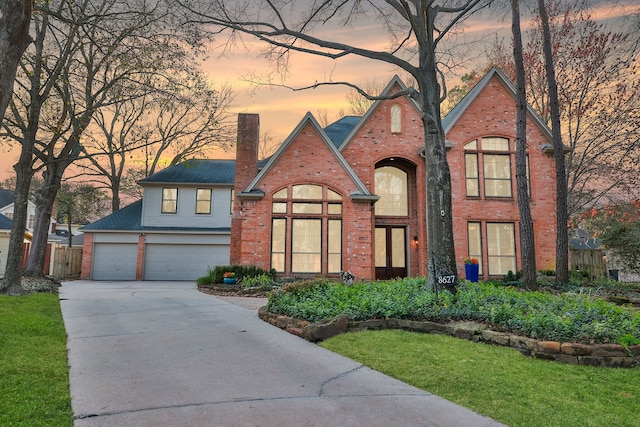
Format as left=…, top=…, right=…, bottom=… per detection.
left=231, top=67, right=557, bottom=281
left=81, top=67, right=557, bottom=281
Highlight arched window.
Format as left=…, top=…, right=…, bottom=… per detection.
left=270, top=185, right=342, bottom=274
left=390, top=105, right=402, bottom=133
left=375, top=166, right=408, bottom=216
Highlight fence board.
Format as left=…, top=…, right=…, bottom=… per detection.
left=52, top=246, right=83, bottom=279
left=570, top=249, right=606, bottom=280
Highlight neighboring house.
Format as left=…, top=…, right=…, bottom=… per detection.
left=0, top=188, right=54, bottom=234
left=81, top=160, right=234, bottom=280
left=82, top=67, right=558, bottom=282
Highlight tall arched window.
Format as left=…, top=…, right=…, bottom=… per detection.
left=271, top=185, right=342, bottom=274
left=375, top=166, right=408, bottom=216
left=390, top=105, right=402, bottom=133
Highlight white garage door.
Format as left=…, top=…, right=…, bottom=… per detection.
left=92, top=243, right=137, bottom=280
left=143, top=244, right=229, bottom=281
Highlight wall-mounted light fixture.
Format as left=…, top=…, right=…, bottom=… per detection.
left=413, top=235, right=419, bottom=246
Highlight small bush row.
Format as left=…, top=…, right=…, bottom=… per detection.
left=196, top=265, right=276, bottom=286
left=266, top=278, right=640, bottom=345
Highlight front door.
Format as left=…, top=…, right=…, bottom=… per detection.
left=375, top=226, right=407, bottom=280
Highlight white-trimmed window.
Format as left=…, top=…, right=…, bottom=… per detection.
left=390, top=105, right=402, bottom=133
left=487, top=223, right=517, bottom=275
left=467, top=222, right=483, bottom=275
left=271, top=184, right=342, bottom=274
left=375, top=166, right=408, bottom=216
left=161, top=188, right=178, bottom=214
left=196, top=189, right=212, bottom=214
left=464, top=137, right=511, bottom=198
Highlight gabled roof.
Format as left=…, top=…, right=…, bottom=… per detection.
left=242, top=112, right=378, bottom=201
left=338, top=75, right=421, bottom=151
left=82, top=200, right=229, bottom=232
left=138, top=159, right=235, bottom=186
left=442, top=66, right=553, bottom=142
left=0, top=213, right=12, bottom=230
left=0, top=189, right=14, bottom=209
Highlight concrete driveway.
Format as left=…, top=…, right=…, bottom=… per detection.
left=60, top=280, right=505, bottom=427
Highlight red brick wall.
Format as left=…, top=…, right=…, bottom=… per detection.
left=231, top=114, right=260, bottom=265
left=234, top=74, right=557, bottom=280
left=80, top=232, right=93, bottom=279
left=446, top=77, right=557, bottom=276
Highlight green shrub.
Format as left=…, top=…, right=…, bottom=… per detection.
left=196, top=265, right=276, bottom=285
left=266, top=277, right=640, bottom=344
left=241, top=273, right=278, bottom=290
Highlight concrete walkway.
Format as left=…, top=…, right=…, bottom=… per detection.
left=60, top=281, right=505, bottom=427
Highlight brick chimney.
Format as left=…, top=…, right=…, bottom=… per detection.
left=230, top=113, right=259, bottom=264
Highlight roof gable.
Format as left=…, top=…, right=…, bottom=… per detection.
left=243, top=112, right=376, bottom=199
left=338, top=75, right=421, bottom=151
left=442, top=66, right=552, bottom=142
left=138, top=159, right=235, bottom=186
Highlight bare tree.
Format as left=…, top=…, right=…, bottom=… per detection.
left=77, top=72, right=235, bottom=212
left=511, top=0, right=536, bottom=290
left=1, top=0, right=210, bottom=286
left=537, top=0, right=569, bottom=283
left=0, top=0, right=32, bottom=127
left=488, top=0, right=640, bottom=282
left=177, top=0, right=494, bottom=289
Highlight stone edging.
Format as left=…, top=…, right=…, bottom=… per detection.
left=258, top=307, right=640, bottom=368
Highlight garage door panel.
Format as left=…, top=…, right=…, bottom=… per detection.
left=144, top=244, right=229, bottom=281
left=92, top=243, right=137, bottom=280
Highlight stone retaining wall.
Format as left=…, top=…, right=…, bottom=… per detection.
left=258, top=307, right=640, bottom=368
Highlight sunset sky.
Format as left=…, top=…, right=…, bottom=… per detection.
left=1, top=1, right=637, bottom=180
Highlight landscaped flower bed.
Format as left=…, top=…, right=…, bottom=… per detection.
left=266, top=278, right=640, bottom=346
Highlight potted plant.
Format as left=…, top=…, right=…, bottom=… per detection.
left=463, top=257, right=479, bottom=283
left=223, top=271, right=237, bottom=284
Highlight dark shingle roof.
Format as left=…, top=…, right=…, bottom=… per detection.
left=83, top=200, right=143, bottom=231
left=323, top=116, right=361, bottom=148
left=138, top=159, right=235, bottom=185
left=0, top=189, right=14, bottom=209
left=0, top=213, right=12, bottom=229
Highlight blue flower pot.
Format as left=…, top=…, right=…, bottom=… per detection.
left=465, top=264, right=479, bottom=282
left=223, top=278, right=237, bottom=284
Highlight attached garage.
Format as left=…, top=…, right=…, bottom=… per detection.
left=91, top=242, right=137, bottom=280
left=143, top=243, right=229, bottom=281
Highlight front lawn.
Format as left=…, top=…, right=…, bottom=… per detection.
left=0, top=293, right=73, bottom=427
left=321, top=329, right=640, bottom=427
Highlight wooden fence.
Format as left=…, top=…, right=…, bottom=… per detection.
left=52, top=246, right=83, bottom=279
left=569, top=249, right=607, bottom=280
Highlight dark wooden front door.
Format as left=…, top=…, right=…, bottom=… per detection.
left=375, top=226, right=407, bottom=280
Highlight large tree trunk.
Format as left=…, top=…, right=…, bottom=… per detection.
left=1, top=168, right=32, bottom=295
left=418, top=71, right=458, bottom=291
left=538, top=0, right=569, bottom=283
left=0, top=0, right=32, bottom=125
left=23, top=163, right=65, bottom=277
left=512, top=0, right=537, bottom=290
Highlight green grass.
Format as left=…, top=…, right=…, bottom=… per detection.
left=0, top=294, right=73, bottom=427
left=321, top=329, right=640, bottom=427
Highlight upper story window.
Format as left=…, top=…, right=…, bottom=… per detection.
left=465, top=137, right=512, bottom=198
left=161, top=188, right=178, bottom=214
left=390, top=105, right=402, bottom=133
left=196, top=188, right=212, bottom=214
left=375, top=166, right=408, bottom=216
